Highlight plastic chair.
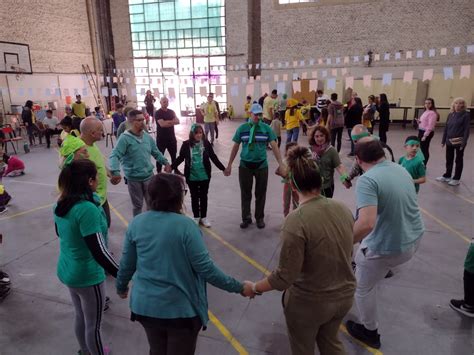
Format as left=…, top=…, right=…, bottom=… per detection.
left=0, top=125, right=23, bottom=154
left=103, top=119, right=114, bottom=148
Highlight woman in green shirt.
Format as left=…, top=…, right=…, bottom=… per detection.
left=54, top=160, right=119, bottom=355
left=172, top=124, right=226, bottom=227
left=116, top=173, right=254, bottom=355
left=308, top=126, right=348, bottom=198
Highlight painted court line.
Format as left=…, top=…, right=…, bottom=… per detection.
left=420, top=207, right=471, bottom=244
left=202, top=228, right=383, bottom=354
left=427, top=179, right=474, bottom=205
left=109, top=203, right=248, bottom=355
left=0, top=203, right=53, bottom=221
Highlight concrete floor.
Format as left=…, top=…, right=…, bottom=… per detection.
left=0, top=119, right=473, bottom=355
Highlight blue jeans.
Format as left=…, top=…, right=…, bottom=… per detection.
left=286, top=127, right=299, bottom=143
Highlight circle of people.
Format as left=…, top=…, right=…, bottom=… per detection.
left=0, top=90, right=471, bottom=355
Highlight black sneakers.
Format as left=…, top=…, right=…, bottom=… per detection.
left=0, top=271, right=11, bottom=303
left=240, top=219, right=252, bottom=229
left=256, top=219, right=265, bottom=229
left=346, top=320, right=381, bottom=349
left=450, top=299, right=474, bottom=318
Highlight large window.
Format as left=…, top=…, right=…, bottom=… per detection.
left=129, top=0, right=227, bottom=114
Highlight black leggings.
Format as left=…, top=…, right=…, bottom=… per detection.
left=418, top=130, right=434, bottom=166
left=443, top=145, right=465, bottom=180
left=330, top=128, right=343, bottom=152
left=322, top=184, right=334, bottom=198
left=188, top=180, right=210, bottom=218
left=465, top=270, right=474, bottom=306
left=156, top=139, right=177, bottom=172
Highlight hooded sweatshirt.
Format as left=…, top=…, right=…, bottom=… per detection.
left=441, top=111, right=470, bottom=148
left=328, top=100, right=345, bottom=129
left=109, top=130, right=168, bottom=181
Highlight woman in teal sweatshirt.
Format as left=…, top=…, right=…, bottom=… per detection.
left=116, top=173, right=254, bottom=355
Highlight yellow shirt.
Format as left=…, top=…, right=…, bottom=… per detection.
left=72, top=101, right=86, bottom=118
left=263, top=96, right=277, bottom=121
left=201, top=102, right=217, bottom=123
left=244, top=102, right=251, bottom=118
left=285, top=109, right=304, bottom=130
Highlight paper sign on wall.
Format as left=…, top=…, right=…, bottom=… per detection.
left=327, top=78, right=336, bottom=90
left=302, top=72, right=308, bottom=79
left=429, top=49, right=436, bottom=57
left=153, top=88, right=159, bottom=96
left=186, top=87, right=194, bottom=98
left=335, top=57, right=341, bottom=64
left=101, top=87, right=109, bottom=97
left=384, top=53, right=390, bottom=61
left=382, top=73, right=392, bottom=86
left=322, top=70, right=327, bottom=78
left=292, top=73, right=299, bottom=80
left=345, top=76, right=354, bottom=89
left=215, top=85, right=223, bottom=97
left=199, top=86, right=207, bottom=96
left=331, top=69, right=337, bottom=76
left=353, top=56, right=359, bottom=63
left=274, top=74, right=279, bottom=82
left=341, top=68, right=348, bottom=76
left=403, top=71, right=414, bottom=84
left=422, top=69, right=434, bottom=81
left=374, top=54, right=380, bottom=61
left=363, top=75, right=372, bottom=88
left=326, top=58, right=332, bottom=65
left=467, top=45, right=474, bottom=53
left=111, top=88, right=118, bottom=96
left=416, top=50, right=423, bottom=58
left=453, top=47, right=461, bottom=55
left=344, top=56, right=350, bottom=64
left=406, top=51, right=412, bottom=59
left=309, top=79, right=318, bottom=91
left=443, top=67, right=454, bottom=80
left=230, top=85, right=239, bottom=97
left=395, top=52, right=401, bottom=60
left=140, top=88, right=146, bottom=95
left=292, top=81, right=301, bottom=93
left=311, top=71, right=318, bottom=78
left=276, top=82, right=286, bottom=95
left=460, top=65, right=471, bottom=79
left=283, top=74, right=288, bottom=81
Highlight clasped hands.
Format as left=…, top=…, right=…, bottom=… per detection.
left=240, top=280, right=260, bottom=299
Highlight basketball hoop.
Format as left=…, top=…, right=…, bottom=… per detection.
left=11, top=65, right=26, bottom=81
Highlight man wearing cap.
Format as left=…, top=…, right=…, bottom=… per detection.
left=225, top=103, right=286, bottom=229
left=71, top=95, right=86, bottom=119
left=263, top=89, right=278, bottom=125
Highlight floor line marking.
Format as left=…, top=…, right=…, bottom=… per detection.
left=202, top=228, right=383, bottom=355
left=0, top=203, right=54, bottom=221
left=6, top=179, right=129, bottom=195
left=109, top=204, right=248, bottom=355
left=427, top=179, right=474, bottom=205
left=204, top=228, right=271, bottom=276
left=420, top=207, right=471, bottom=244
left=339, top=324, right=384, bottom=355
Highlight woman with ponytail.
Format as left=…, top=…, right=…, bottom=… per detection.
left=250, top=145, right=356, bottom=355
left=172, top=123, right=226, bottom=227
left=54, top=159, right=118, bottom=355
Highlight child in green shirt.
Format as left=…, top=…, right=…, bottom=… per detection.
left=398, top=136, right=426, bottom=193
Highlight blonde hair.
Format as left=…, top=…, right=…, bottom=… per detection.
left=450, top=97, right=466, bottom=112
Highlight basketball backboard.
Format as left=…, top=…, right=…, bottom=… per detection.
left=0, top=41, right=33, bottom=74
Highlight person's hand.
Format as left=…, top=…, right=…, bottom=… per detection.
left=164, top=164, right=172, bottom=173
left=241, top=281, right=256, bottom=299
left=110, top=175, right=121, bottom=185
left=277, top=165, right=288, bottom=178
left=275, top=167, right=282, bottom=177
left=117, top=289, right=128, bottom=299
left=421, top=136, right=426, bottom=141
left=343, top=179, right=352, bottom=189
left=224, top=166, right=231, bottom=176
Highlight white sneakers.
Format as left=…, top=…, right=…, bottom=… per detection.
left=193, top=217, right=212, bottom=228
left=436, top=176, right=461, bottom=186
left=200, top=218, right=212, bottom=228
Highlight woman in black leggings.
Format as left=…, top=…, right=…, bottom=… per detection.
left=416, top=98, right=438, bottom=166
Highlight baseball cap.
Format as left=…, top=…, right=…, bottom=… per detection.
left=250, top=103, right=263, bottom=114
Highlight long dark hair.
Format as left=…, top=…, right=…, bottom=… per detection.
left=379, top=93, right=389, bottom=104
left=189, top=125, right=205, bottom=147
left=286, top=146, right=322, bottom=193
left=148, top=174, right=185, bottom=213
left=55, top=159, right=97, bottom=217
left=425, top=97, right=437, bottom=112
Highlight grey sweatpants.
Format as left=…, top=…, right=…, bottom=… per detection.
left=68, top=282, right=106, bottom=355
left=127, top=178, right=151, bottom=216
left=204, top=122, right=215, bottom=143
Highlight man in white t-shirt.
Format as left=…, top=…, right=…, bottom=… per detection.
left=263, top=89, right=278, bottom=124
left=42, top=109, right=62, bottom=148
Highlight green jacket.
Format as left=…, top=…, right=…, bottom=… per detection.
left=109, top=130, right=168, bottom=181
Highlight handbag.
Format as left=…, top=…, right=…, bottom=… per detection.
left=448, top=137, right=463, bottom=146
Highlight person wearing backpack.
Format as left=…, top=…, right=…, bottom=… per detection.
left=327, top=93, right=345, bottom=152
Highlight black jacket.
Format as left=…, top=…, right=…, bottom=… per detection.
left=345, top=104, right=363, bottom=128
left=21, top=108, right=33, bottom=126
left=172, top=139, right=225, bottom=181
left=442, top=111, right=470, bottom=148
left=377, top=103, right=390, bottom=128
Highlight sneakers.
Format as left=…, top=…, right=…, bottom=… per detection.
left=193, top=217, right=200, bottom=225
left=448, top=179, right=460, bottom=186
left=0, top=271, right=11, bottom=287
left=450, top=299, right=474, bottom=318
left=240, top=219, right=252, bottom=229
left=384, top=270, right=394, bottom=279
left=346, top=320, right=381, bottom=349
left=436, top=176, right=451, bottom=183
left=200, top=218, right=211, bottom=228
left=256, top=219, right=266, bottom=229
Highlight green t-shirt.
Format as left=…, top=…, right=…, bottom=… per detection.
left=398, top=155, right=426, bottom=193
left=311, top=146, right=341, bottom=189
left=85, top=143, right=107, bottom=205
left=189, top=142, right=208, bottom=181
left=232, top=122, right=277, bottom=169
left=465, top=242, right=474, bottom=273
left=54, top=199, right=108, bottom=288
